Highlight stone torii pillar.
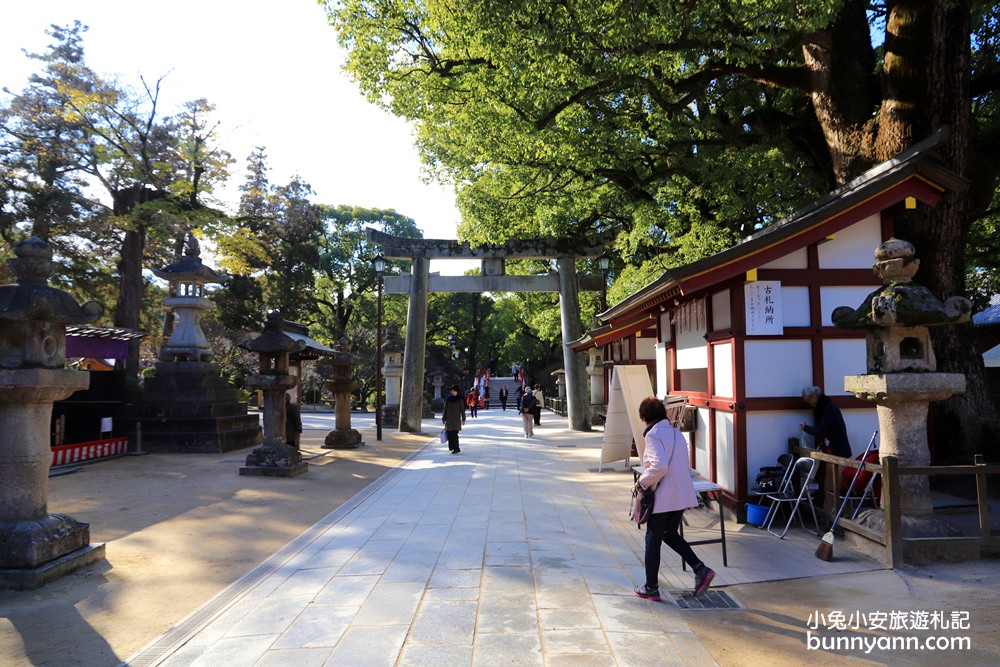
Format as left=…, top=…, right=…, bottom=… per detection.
left=367, top=228, right=612, bottom=433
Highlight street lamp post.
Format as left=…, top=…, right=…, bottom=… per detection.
left=598, top=252, right=611, bottom=313
left=374, top=254, right=385, bottom=441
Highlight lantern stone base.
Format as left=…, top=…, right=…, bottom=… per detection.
left=323, top=429, right=364, bottom=449
left=0, top=543, right=106, bottom=591
left=0, top=514, right=105, bottom=590
left=135, top=361, right=262, bottom=453
left=239, top=443, right=308, bottom=477
left=845, top=509, right=977, bottom=563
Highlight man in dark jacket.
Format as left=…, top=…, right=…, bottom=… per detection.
left=799, top=386, right=851, bottom=458
left=443, top=385, right=467, bottom=454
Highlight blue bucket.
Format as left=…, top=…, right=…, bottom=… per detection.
left=745, top=503, right=769, bottom=526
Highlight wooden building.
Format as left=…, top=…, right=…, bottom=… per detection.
left=574, top=134, right=967, bottom=514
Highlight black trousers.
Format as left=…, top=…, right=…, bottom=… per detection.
left=644, top=510, right=702, bottom=589
left=533, top=405, right=541, bottom=425
left=446, top=430, right=460, bottom=451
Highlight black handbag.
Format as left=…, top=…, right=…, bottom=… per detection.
left=629, top=485, right=655, bottom=527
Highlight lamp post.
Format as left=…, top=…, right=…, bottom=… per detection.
left=598, top=252, right=611, bottom=313
left=374, top=253, right=385, bottom=441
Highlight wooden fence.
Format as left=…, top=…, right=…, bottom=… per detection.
left=791, top=444, right=1000, bottom=567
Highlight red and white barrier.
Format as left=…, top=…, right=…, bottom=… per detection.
left=51, top=437, right=129, bottom=467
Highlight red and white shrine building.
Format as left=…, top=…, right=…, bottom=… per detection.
left=574, top=135, right=966, bottom=515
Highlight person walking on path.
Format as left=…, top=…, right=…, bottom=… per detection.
left=466, top=387, right=479, bottom=418
left=633, top=397, right=715, bottom=601
left=442, top=385, right=466, bottom=454
left=519, top=388, right=538, bottom=438
left=285, top=394, right=302, bottom=448
left=532, top=384, right=543, bottom=425
left=499, top=385, right=509, bottom=411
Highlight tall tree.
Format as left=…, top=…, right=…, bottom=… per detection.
left=328, top=0, right=1000, bottom=461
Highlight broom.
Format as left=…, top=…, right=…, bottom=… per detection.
left=815, top=431, right=878, bottom=561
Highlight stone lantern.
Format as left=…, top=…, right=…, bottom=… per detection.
left=0, top=237, right=105, bottom=589
left=833, top=238, right=971, bottom=537
left=428, top=368, right=446, bottom=413
left=239, top=312, right=308, bottom=476
left=585, top=347, right=605, bottom=423
left=381, top=322, right=403, bottom=427
left=323, top=337, right=364, bottom=449
left=136, top=233, right=261, bottom=452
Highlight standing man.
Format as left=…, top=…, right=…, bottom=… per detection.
left=499, top=385, right=509, bottom=411
left=799, top=386, right=851, bottom=457
left=442, top=385, right=466, bottom=454
left=532, top=384, right=543, bottom=426
left=285, top=394, right=302, bottom=448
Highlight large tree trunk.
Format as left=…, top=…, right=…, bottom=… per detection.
left=807, top=1, right=998, bottom=462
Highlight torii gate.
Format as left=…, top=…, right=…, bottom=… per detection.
left=367, top=227, right=613, bottom=433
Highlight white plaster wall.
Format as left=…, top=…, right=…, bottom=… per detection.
left=693, top=408, right=711, bottom=477
left=746, top=411, right=811, bottom=483
left=712, top=290, right=731, bottom=330
left=781, top=286, right=811, bottom=326
left=822, top=338, right=868, bottom=396
left=660, top=312, right=672, bottom=342
left=842, top=408, right=880, bottom=457
left=636, top=336, right=656, bottom=360
left=713, top=343, right=734, bottom=398
left=744, top=340, right=813, bottom=397
left=761, top=247, right=808, bottom=269
left=820, top=287, right=878, bottom=326
left=676, top=329, right=708, bottom=369
left=656, top=342, right=669, bottom=396
left=818, top=214, right=882, bottom=268
left=714, top=410, right=735, bottom=491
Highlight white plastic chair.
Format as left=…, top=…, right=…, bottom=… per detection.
left=763, top=457, right=820, bottom=538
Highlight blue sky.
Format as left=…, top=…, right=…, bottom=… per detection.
left=1, top=1, right=474, bottom=272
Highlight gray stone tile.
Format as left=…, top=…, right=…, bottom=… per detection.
left=337, top=548, right=398, bottom=576
left=606, top=630, right=687, bottom=666
left=313, top=574, right=379, bottom=606
left=306, top=546, right=358, bottom=570
left=422, top=586, right=481, bottom=601
left=477, top=594, right=537, bottom=634
left=538, top=607, right=601, bottom=630
left=482, top=565, right=533, bottom=595
left=668, top=630, right=720, bottom=666
left=580, top=565, right=634, bottom=595
left=542, top=628, right=610, bottom=654
left=222, top=595, right=311, bottom=638
left=472, top=633, right=542, bottom=667
left=380, top=558, right=434, bottom=584
left=591, top=593, right=665, bottom=634
left=322, top=625, right=409, bottom=666
left=171, top=634, right=277, bottom=667
left=428, top=567, right=481, bottom=589
left=352, top=581, right=425, bottom=626
left=275, top=566, right=340, bottom=597
left=544, top=653, right=617, bottom=667
left=398, top=644, right=474, bottom=666
left=486, top=540, right=530, bottom=566
left=408, top=600, right=478, bottom=645
left=255, top=647, right=333, bottom=667
left=271, top=604, right=357, bottom=649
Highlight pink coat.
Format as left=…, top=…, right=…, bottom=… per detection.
left=638, top=420, right=698, bottom=514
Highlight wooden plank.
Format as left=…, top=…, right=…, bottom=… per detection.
left=838, top=518, right=886, bottom=545
left=883, top=456, right=903, bottom=568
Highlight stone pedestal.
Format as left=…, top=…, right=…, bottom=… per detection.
left=381, top=324, right=403, bottom=429
left=323, top=338, right=364, bottom=449
left=135, top=361, right=262, bottom=453
left=241, top=376, right=306, bottom=477
left=0, top=370, right=106, bottom=589
left=846, top=372, right=966, bottom=536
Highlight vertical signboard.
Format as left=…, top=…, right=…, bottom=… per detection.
left=745, top=281, right=783, bottom=335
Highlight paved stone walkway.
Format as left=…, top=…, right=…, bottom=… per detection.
left=125, top=409, right=881, bottom=667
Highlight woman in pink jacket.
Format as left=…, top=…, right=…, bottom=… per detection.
left=633, top=397, right=715, bottom=601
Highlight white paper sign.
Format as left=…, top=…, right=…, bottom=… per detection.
left=101, top=417, right=113, bottom=433
left=745, top=281, right=783, bottom=335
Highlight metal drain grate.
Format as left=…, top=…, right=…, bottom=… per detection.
left=669, top=589, right=743, bottom=610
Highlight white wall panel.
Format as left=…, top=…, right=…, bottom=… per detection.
left=822, top=338, right=868, bottom=396
left=636, top=336, right=656, bottom=360
left=656, top=342, right=668, bottom=396
left=820, top=287, right=877, bottom=326
left=761, top=247, right=808, bottom=269
left=714, top=410, right=735, bottom=491
left=713, top=343, right=734, bottom=398
left=818, top=214, right=882, bottom=268
left=693, top=409, right=711, bottom=477
left=745, top=340, right=813, bottom=397
left=660, top=312, right=672, bottom=342
left=746, top=411, right=810, bottom=483
left=781, top=286, right=811, bottom=327
left=712, top=290, right=731, bottom=330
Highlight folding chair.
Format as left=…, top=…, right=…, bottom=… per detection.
left=763, top=457, right=820, bottom=538
left=749, top=453, right=795, bottom=498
